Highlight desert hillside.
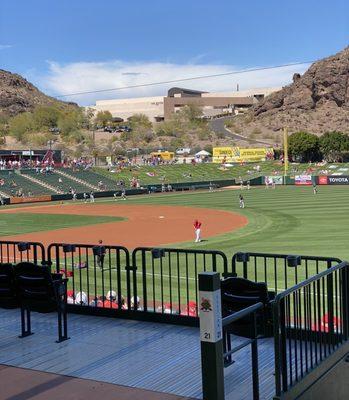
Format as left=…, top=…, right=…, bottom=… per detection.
left=0, top=69, right=77, bottom=116
left=238, top=46, right=349, bottom=136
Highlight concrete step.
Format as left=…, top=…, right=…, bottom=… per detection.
left=56, top=169, right=99, bottom=191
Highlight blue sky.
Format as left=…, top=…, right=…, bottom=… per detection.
left=1, top=0, right=348, bottom=105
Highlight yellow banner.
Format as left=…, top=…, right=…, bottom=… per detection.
left=213, top=147, right=274, bottom=163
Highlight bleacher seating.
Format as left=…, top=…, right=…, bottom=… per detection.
left=0, top=261, right=69, bottom=342
left=58, top=168, right=119, bottom=191
left=0, top=170, right=54, bottom=197
left=21, top=170, right=92, bottom=194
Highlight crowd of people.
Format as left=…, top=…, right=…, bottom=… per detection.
left=62, top=157, right=94, bottom=170
left=66, top=289, right=197, bottom=316
left=0, top=158, right=55, bottom=170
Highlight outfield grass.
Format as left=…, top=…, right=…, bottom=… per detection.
left=112, top=185, right=349, bottom=261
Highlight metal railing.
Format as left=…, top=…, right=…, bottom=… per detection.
left=47, top=243, right=133, bottom=311
left=199, top=271, right=264, bottom=400
left=273, top=261, right=349, bottom=397
left=232, top=252, right=342, bottom=293
left=46, top=244, right=228, bottom=324
left=1, top=240, right=349, bottom=398
left=132, top=247, right=228, bottom=319
left=222, top=302, right=263, bottom=400
left=0, top=240, right=46, bottom=265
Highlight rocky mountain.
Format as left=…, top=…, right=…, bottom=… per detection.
left=250, top=46, right=349, bottom=134
left=0, top=69, right=77, bottom=116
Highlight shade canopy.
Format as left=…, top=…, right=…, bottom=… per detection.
left=195, top=150, right=211, bottom=156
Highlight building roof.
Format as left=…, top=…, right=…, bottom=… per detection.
left=167, top=87, right=207, bottom=98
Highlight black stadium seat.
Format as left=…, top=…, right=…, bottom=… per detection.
left=221, top=277, right=275, bottom=338
left=14, top=262, right=69, bottom=342
left=221, top=277, right=275, bottom=366
left=0, top=263, right=18, bottom=309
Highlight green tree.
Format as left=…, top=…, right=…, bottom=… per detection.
left=181, top=103, right=203, bottom=123
left=32, top=106, right=61, bottom=129
left=128, top=113, right=152, bottom=130
left=289, top=131, right=320, bottom=162
left=57, top=109, right=83, bottom=137
left=8, top=112, right=34, bottom=142
left=95, top=110, right=113, bottom=127
left=28, top=132, right=56, bottom=147
left=128, top=114, right=153, bottom=146
left=319, top=131, right=349, bottom=162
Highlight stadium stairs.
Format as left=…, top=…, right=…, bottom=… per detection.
left=56, top=169, right=99, bottom=191
left=21, top=169, right=94, bottom=194
left=57, top=168, right=119, bottom=191
left=20, top=171, right=62, bottom=194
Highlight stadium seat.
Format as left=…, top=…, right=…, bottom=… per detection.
left=14, top=262, right=69, bottom=342
left=221, top=277, right=275, bottom=366
left=0, top=263, right=18, bottom=309
left=221, top=277, right=275, bottom=338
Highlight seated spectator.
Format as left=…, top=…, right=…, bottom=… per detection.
left=89, top=297, right=101, bottom=307
left=158, top=302, right=178, bottom=314
left=130, top=296, right=141, bottom=310
left=75, top=291, right=88, bottom=305
left=101, top=290, right=118, bottom=308
left=67, top=290, right=75, bottom=304
left=180, top=301, right=197, bottom=317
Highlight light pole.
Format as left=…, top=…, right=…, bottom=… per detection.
left=91, top=124, right=96, bottom=166
left=283, top=127, right=288, bottom=177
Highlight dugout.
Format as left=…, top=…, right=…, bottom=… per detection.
left=0, top=149, right=62, bottom=164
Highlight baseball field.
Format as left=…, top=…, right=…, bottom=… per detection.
left=0, top=185, right=347, bottom=258
left=0, top=185, right=347, bottom=306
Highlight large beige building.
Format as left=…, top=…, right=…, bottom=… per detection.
left=93, top=86, right=280, bottom=122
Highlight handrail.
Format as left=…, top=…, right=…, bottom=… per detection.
left=273, top=259, right=349, bottom=397
left=233, top=251, right=342, bottom=263
left=133, top=246, right=228, bottom=257
left=274, top=261, right=348, bottom=302
left=222, top=302, right=264, bottom=327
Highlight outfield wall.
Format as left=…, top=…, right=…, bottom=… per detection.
left=248, top=175, right=349, bottom=186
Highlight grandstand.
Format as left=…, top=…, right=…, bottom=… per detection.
left=20, top=169, right=93, bottom=194
left=58, top=167, right=120, bottom=191
left=0, top=170, right=55, bottom=197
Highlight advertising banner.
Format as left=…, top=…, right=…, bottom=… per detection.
left=327, top=176, right=349, bottom=185
left=213, top=147, right=274, bottom=163
left=10, top=195, right=52, bottom=204
left=295, top=175, right=313, bottom=185
left=318, top=176, right=328, bottom=185
left=265, top=176, right=283, bottom=185
left=212, top=147, right=235, bottom=163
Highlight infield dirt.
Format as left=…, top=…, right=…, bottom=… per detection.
left=1, top=203, right=248, bottom=248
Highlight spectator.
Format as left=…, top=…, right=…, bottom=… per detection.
left=67, top=290, right=75, bottom=304
left=130, top=296, right=141, bottom=310
left=75, top=291, right=88, bottom=305
left=102, top=290, right=118, bottom=309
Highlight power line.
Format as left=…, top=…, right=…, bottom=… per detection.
left=55, top=60, right=313, bottom=98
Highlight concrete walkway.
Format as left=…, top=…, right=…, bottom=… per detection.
left=0, top=365, right=193, bottom=400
